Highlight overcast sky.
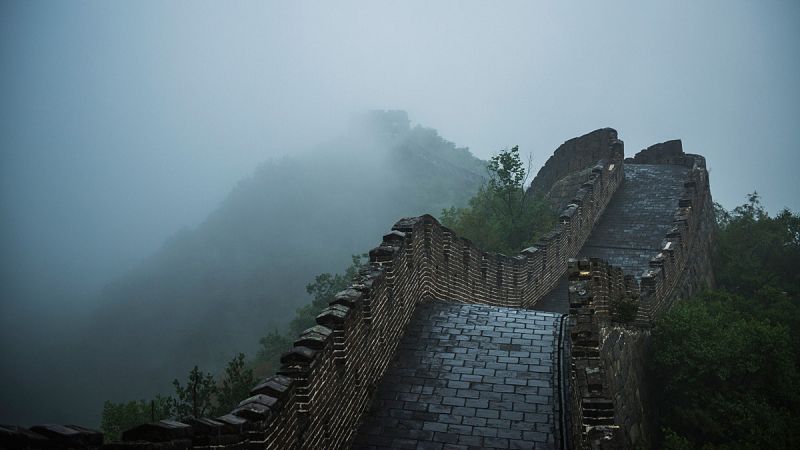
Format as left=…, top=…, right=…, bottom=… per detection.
left=1, top=0, right=798, bottom=304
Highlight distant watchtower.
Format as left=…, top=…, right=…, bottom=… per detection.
left=350, top=109, right=410, bottom=138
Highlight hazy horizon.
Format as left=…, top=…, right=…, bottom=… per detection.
left=3, top=1, right=799, bottom=304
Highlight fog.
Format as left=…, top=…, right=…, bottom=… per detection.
left=1, top=0, right=799, bottom=426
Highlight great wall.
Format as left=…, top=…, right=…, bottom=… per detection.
left=0, top=128, right=716, bottom=449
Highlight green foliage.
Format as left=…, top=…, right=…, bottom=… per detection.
left=214, top=353, right=256, bottom=415
left=288, top=254, right=366, bottom=337
left=650, top=291, right=800, bottom=448
left=611, top=295, right=639, bottom=323
left=101, top=351, right=261, bottom=437
left=442, top=146, right=556, bottom=254
left=487, top=145, right=526, bottom=200
left=100, top=395, right=173, bottom=442
left=661, top=428, right=694, bottom=450
left=714, top=193, right=799, bottom=298
left=713, top=193, right=800, bottom=361
left=256, top=330, right=292, bottom=375
left=172, top=366, right=217, bottom=419
left=650, top=195, right=800, bottom=449
left=254, top=255, right=366, bottom=376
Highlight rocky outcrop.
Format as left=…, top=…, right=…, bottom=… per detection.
left=530, top=128, right=623, bottom=197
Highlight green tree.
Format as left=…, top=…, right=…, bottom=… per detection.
left=256, top=330, right=292, bottom=375
left=487, top=145, right=527, bottom=219
left=713, top=194, right=800, bottom=362
left=288, top=254, right=366, bottom=337
left=650, top=292, right=800, bottom=448
left=172, top=366, right=217, bottom=418
left=442, top=146, right=556, bottom=254
left=714, top=192, right=799, bottom=298
left=253, top=255, right=366, bottom=376
left=649, top=195, right=800, bottom=449
left=100, top=395, right=174, bottom=442
left=214, top=353, right=256, bottom=415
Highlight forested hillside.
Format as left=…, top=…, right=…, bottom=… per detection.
left=29, top=112, right=488, bottom=426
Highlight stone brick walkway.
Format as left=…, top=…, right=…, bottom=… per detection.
left=535, top=163, right=689, bottom=314
left=579, top=163, right=688, bottom=277
left=353, top=301, right=562, bottom=450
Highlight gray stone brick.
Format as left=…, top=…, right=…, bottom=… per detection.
left=483, top=437, right=510, bottom=449
left=500, top=410, right=524, bottom=421
left=354, top=301, right=560, bottom=448
left=522, top=431, right=548, bottom=442
left=456, top=435, right=483, bottom=446
left=447, top=424, right=473, bottom=435
left=471, top=426, right=498, bottom=437
left=433, top=432, right=459, bottom=444
left=438, top=414, right=463, bottom=424
left=423, top=421, right=450, bottom=433
left=497, top=428, right=523, bottom=440
left=455, top=389, right=480, bottom=399
left=464, top=398, right=489, bottom=408
left=447, top=380, right=469, bottom=389
left=475, top=409, right=500, bottom=419
left=451, top=406, right=476, bottom=416
left=461, top=416, right=487, bottom=427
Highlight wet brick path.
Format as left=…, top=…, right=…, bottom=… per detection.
left=535, top=164, right=689, bottom=314
left=579, top=163, right=688, bottom=277
left=353, top=300, right=562, bottom=450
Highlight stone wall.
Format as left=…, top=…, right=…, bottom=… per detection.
left=565, top=258, right=653, bottom=449
left=566, top=258, right=629, bottom=449
left=625, top=139, right=684, bottom=165
left=599, top=326, right=651, bottom=448
left=566, top=142, right=716, bottom=449
left=636, top=144, right=715, bottom=322
left=227, top=142, right=623, bottom=449
left=530, top=128, right=623, bottom=197
left=543, top=165, right=597, bottom=213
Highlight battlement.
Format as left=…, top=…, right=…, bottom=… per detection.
left=565, top=144, right=715, bottom=448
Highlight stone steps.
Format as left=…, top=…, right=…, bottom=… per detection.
left=533, top=164, right=689, bottom=313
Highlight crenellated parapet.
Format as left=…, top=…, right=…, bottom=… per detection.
left=566, top=258, right=630, bottom=449
left=566, top=141, right=716, bottom=449
left=635, top=144, right=715, bottom=322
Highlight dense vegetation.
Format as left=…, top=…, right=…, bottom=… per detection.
left=253, top=254, right=366, bottom=375
left=100, top=253, right=366, bottom=439
left=442, top=145, right=556, bottom=254
left=650, top=194, right=800, bottom=449
left=101, top=354, right=254, bottom=441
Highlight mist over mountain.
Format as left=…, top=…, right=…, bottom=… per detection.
left=0, top=112, right=487, bottom=426
left=3, top=2, right=798, bottom=443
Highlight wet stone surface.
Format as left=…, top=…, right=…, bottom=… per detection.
left=535, top=163, right=689, bottom=314
left=353, top=300, right=561, bottom=450
left=579, top=163, right=689, bottom=277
